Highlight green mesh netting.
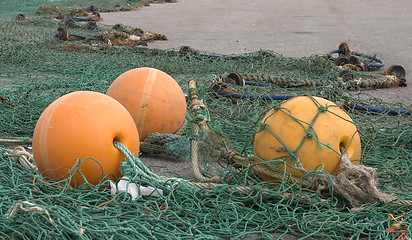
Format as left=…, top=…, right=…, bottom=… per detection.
left=1, top=1, right=411, bottom=239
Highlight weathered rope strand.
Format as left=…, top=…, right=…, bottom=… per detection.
left=227, top=72, right=406, bottom=89
left=3, top=146, right=37, bottom=171
left=188, top=80, right=222, bottom=182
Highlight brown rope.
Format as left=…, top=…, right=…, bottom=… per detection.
left=222, top=149, right=309, bottom=187
left=0, top=137, right=32, bottom=146
left=233, top=73, right=318, bottom=88
left=226, top=72, right=406, bottom=89
left=188, top=80, right=221, bottom=182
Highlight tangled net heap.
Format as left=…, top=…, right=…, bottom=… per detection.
left=1, top=1, right=411, bottom=239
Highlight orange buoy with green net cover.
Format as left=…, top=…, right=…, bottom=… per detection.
left=106, top=67, right=187, bottom=141
left=32, top=91, right=140, bottom=187
left=253, top=96, right=361, bottom=180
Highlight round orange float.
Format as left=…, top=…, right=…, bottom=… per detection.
left=106, top=67, right=187, bottom=141
left=253, top=96, right=361, bottom=181
left=32, top=91, right=140, bottom=187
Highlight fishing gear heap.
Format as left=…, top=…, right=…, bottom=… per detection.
left=1, top=1, right=411, bottom=238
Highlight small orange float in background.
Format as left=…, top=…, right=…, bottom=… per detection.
left=254, top=96, right=361, bottom=181
left=106, top=67, right=187, bottom=141
left=32, top=91, right=140, bottom=187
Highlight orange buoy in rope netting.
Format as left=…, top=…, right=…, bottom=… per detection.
left=32, top=91, right=140, bottom=187
left=106, top=67, right=187, bottom=141
left=253, top=96, right=361, bottom=181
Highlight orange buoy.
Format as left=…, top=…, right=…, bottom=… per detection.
left=253, top=96, right=361, bottom=180
left=32, top=91, right=139, bottom=187
left=106, top=67, right=186, bottom=141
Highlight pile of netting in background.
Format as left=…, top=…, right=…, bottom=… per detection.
left=1, top=1, right=411, bottom=239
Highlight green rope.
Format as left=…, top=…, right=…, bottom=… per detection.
left=114, top=141, right=186, bottom=189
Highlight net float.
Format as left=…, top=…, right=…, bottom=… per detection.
left=32, top=91, right=140, bottom=187
left=106, top=67, right=187, bottom=141
left=254, top=96, right=361, bottom=180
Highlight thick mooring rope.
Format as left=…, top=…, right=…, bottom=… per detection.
left=227, top=73, right=320, bottom=88
left=188, top=80, right=222, bottom=182
left=0, top=137, right=33, bottom=146
left=225, top=72, right=406, bottom=89
left=222, top=149, right=309, bottom=187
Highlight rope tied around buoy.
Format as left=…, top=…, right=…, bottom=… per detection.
left=187, top=80, right=410, bottom=206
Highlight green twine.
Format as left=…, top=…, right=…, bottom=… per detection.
left=115, top=141, right=186, bottom=190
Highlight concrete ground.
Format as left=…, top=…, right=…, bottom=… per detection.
left=101, top=0, right=412, bottom=107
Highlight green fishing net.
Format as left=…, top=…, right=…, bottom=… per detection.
left=1, top=1, right=411, bottom=239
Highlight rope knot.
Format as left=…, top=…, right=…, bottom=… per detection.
left=318, top=105, right=329, bottom=112
left=189, top=98, right=210, bottom=124
left=221, top=149, right=240, bottom=164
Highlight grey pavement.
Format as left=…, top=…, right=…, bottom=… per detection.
left=101, top=0, right=412, bottom=107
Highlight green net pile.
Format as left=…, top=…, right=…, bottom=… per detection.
left=1, top=1, right=411, bottom=239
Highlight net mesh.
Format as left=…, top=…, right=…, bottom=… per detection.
left=1, top=1, right=411, bottom=239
